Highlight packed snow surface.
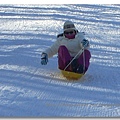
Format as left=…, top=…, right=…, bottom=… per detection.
left=0, top=4, right=120, bottom=117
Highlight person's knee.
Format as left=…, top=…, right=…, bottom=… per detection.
left=59, top=45, right=67, bottom=50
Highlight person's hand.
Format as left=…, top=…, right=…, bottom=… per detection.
left=81, top=39, right=89, bottom=48
left=41, top=53, right=48, bottom=65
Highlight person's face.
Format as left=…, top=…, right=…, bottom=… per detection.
left=64, top=30, right=76, bottom=39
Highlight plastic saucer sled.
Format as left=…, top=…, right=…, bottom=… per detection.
left=60, top=70, right=84, bottom=80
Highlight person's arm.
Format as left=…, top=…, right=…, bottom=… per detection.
left=43, top=40, right=60, bottom=58
left=78, top=32, right=90, bottom=49
left=41, top=39, right=61, bottom=65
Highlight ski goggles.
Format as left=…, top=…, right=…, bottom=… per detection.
left=64, top=31, right=75, bottom=35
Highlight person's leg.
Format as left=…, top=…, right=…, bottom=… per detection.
left=77, top=49, right=91, bottom=73
left=58, top=46, right=72, bottom=71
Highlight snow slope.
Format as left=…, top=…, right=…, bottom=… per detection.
left=0, top=4, right=120, bottom=117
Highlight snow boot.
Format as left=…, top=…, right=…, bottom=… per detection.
left=71, top=59, right=79, bottom=73
left=76, top=64, right=84, bottom=74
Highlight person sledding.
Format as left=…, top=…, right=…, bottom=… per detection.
left=41, top=20, right=91, bottom=74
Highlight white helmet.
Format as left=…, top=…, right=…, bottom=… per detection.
left=63, top=21, right=77, bottom=32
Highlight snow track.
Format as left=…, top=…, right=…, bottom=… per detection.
left=0, top=4, right=120, bottom=117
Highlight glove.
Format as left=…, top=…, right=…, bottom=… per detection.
left=81, top=39, right=89, bottom=48
left=41, top=53, right=48, bottom=65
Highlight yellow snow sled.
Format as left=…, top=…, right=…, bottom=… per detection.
left=61, top=70, right=84, bottom=80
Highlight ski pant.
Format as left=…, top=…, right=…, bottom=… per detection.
left=58, top=45, right=91, bottom=73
